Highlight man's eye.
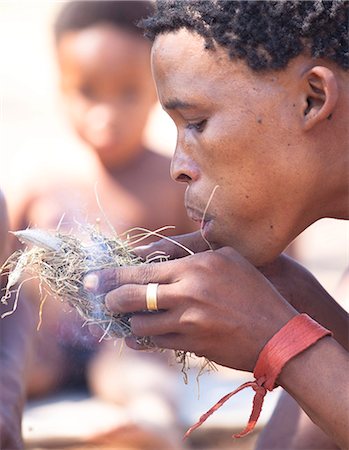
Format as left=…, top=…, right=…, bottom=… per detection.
left=186, top=119, right=207, bottom=132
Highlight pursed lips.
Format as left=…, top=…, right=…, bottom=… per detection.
left=185, top=205, right=213, bottom=225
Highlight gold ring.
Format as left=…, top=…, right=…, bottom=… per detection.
left=146, top=283, right=159, bottom=311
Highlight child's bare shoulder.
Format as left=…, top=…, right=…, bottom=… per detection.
left=136, top=149, right=182, bottom=195
left=8, top=169, right=89, bottom=231
left=139, top=148, right=172, bottom=175
left=138, top=149, right=195, bottom=233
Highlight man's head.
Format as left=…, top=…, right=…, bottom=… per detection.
left=55, top=1, right=156, bottom=169
left=142, top=0, right=349, bottom=265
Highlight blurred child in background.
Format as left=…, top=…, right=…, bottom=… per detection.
left=9, top=1, right=194, bottom=446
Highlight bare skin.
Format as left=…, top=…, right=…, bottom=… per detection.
left=135, top=233, right=348, bottom=450
left=9, top=24, right=194, bottom=399
left=256, top=262, right=349, bottom=450
left=58, top=25, right=156, bottom=169
left=256, top=390, right=341, bottom=450
left=0, top=190, right=34, bottom=449
left=85, top=29, right=349, bottom=448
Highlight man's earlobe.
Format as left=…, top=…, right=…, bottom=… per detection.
left=302, top=66, right=338, bottom=131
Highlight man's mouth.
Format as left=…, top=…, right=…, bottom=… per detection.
left=186, top=205, right=213, bottom=227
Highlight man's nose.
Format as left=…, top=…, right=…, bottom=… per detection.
left=170, top=142, right=199, bottom=183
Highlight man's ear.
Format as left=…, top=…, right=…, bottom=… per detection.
left=302, top=66, right=338, bottom=131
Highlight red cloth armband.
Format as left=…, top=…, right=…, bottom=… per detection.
left=184, top=314, right=332, bottom=440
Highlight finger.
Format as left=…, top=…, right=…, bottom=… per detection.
left=105, top=283, right=177, bottom=314
left=129, top=310, right=178, bottom=336
left=83, top=258, right=183, bottom=295
left=151, top=334, right=187, bottom=351
left=134, top=231, right=208, bottom=260
left=125, top=333, right=185, bottom=352
left=124, top=335, right=152, bottom=350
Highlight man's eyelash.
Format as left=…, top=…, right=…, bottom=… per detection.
left=186, top=119, right=207, bottom=132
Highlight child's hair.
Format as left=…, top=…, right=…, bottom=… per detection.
left=141, top=0, right=348, bottom=71
left=54, top=0, right=153, bottom=44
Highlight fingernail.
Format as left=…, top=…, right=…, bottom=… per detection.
left=83, top=273, right=99, bottom=292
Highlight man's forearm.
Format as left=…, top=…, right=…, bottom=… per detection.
left=279, top=336, right=349, bottom=449
left=260, top=255, right=349, bottom=350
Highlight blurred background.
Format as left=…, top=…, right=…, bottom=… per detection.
left=0, top=2, right=347, bottom=450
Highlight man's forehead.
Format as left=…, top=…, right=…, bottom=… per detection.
left=151, top=29, right=235, bottom=78
left=151, top=29, right=271, bottom=109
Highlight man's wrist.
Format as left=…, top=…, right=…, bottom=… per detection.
left=277, top=334, right=339, bottom=391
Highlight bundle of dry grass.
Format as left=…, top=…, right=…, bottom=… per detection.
left=0, top=226, right=214, bottom=379
left=0, top=227, right=154, bottom=341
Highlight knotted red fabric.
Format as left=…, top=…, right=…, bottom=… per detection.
left=184, top=314, right=332, bottom=440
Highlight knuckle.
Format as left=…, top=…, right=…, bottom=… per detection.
left=130, top=315, right=147, bottom=336
left=101, top=268, right=120, bottom=292
left=104, top=291, right=118, bottom=311
left=208, top=249, right=230, bottom=266
left=179, top=308, right=202, bottom=329
left=192, top=251, right=226, bottom=272
left=105, top=286, right=129, bottom=313
left=219, top=246, right=237, bottom=257
left=118, top=285, right=136, bottom=312
left=180, top=276, right=210, bottom=302
left=139, top=264, right=156, bottom=285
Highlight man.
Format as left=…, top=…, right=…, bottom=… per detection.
left=84, top=1, right=349, bottom=448
left=0, top=190, right=34, bottom=449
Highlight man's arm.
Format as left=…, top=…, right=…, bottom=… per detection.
left=137, top=233, right=348, bottom=350
left=279, top=335, right=348, bottom=449
left=86, top=243, right=349, bottom=448
left=0, top=296, right=34, bottom=449
left=0, top=191, right=34, bottom=449
left=257, top=261, right=348, bottom=450
left=259, top=254, right=348, bottom=350
left=257, top=390, right=340, bottom=450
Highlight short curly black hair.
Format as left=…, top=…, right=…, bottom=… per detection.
left=141, top=0, right=348, bottom=71
left=54, top=0, right=153, bottom=44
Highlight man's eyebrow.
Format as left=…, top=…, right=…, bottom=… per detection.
left=163, top=99, right=196, bottom=110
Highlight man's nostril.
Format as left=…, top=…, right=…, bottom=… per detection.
left=176, top=173, right=192, bottom=183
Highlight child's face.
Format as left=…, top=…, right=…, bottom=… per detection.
left=57, top=25, right=156, bottom=169
left=152, top=30, right=319, bottom=265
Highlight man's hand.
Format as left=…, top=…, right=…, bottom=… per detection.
left=135, top=234, right=348, bottom=351
left=84, top=241, right=349, bottom=448
left=84, top=246, right=297, bottom=371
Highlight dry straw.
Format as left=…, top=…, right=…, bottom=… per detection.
left=0, top=226, right=203, bottom=375
left=1, top=227, right=163, bottom=339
